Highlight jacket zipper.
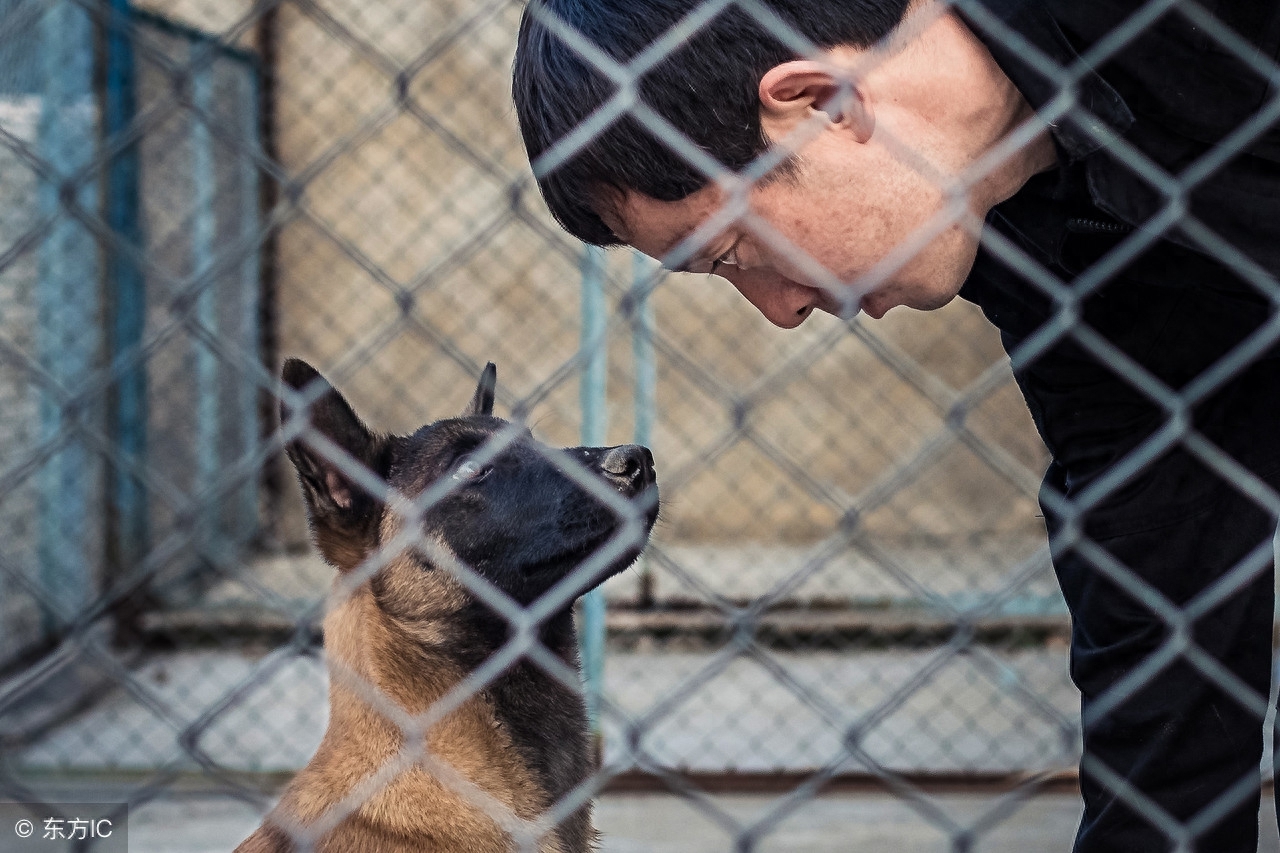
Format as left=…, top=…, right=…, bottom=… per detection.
left=1066, top=217, right=1134, bottom=235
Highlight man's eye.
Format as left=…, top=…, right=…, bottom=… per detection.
left=710, top=244, right=740, bottom=275
left=452, top=458, right=491, bottom=482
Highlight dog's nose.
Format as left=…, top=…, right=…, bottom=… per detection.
left=599, top=445, right=655, bottom=494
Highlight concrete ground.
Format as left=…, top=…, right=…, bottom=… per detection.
left=83, top=789, right=1277, bottom=852
left=4, top=642, right=1089, bottom=850
left=9, top=538, right=1278, bottom=851
left=11, top=644, right=1280, bottom=851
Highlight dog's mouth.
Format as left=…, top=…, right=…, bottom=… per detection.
left=520, top=529, right=648, bottom=583
left=520, top=483, right=659, bottom=590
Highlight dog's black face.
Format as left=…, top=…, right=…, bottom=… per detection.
left=406, top=419, right=657, bottom=605
left=280, top=359, right=658, bottom=609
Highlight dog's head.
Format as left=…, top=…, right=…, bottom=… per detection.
left=280, top=359, right=658, bottom=618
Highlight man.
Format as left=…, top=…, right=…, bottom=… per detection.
left=513, top=1, right=1280, bottom=850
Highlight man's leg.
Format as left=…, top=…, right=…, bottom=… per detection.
left=1047, top=468, right=1274, bottom=852
left=1006, top=250, right=1280, bottom=851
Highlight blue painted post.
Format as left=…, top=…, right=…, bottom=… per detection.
left=631, top=251, right=656, bottom=598
left=234, top=65, right=263, bottom=539
left=104, top=0, right=149, bottom=591
left=631, top=252, right=655, bottom=448
left=191, top=49, right=219, bottom=546
left=579, top=245, right=608, bottom=736
left=34, top=0, right=98, bottom=631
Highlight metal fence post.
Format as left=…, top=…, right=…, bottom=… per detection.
left=191, top=45, right=219, bottom=562
left=631, top=251, right=656, bottom=604
left=579, top=243, right=608, bottom=738
left=235, top=60, right=263, bottom=540
left=34, top=0, right=98, bottom=632
left=103, top=0, right=149, bottom=612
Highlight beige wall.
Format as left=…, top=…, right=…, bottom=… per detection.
left=140, top=0, right=1050, bottom=550
left=134, top=0, right=256, bottom=44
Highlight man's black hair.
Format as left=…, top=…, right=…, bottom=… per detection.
left=513, top=0, right=914, bottom=247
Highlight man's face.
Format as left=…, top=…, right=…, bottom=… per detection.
left=594, top=5, right=1054, bottom=328
left=602, top=133, right=985, bottom=327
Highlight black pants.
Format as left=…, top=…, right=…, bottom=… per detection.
left=1009, top=269, right=1280, bottom=852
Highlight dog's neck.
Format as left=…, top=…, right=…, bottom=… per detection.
left=322, top=582, right=450, bottom=714
left=263, top=583, right=575, bottom=852
left=312, top=579, right=593, bottom=850
left=323, top=574, right=584, bottom=697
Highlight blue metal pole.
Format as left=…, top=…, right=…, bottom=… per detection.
left=104, top=0, right=149, bottom=589
left=579, top=244, right=608, bottom=735
left=631, top=251, right=655, bottom=448
left=236, top=63, right=263, bottom=540
left=631, top=251, right=656, bottom=599
left=188, top=49, right=221, bottom=568
left=35, top=0, right=98, bottom=631
left=191, top=50, right=218, bottom=536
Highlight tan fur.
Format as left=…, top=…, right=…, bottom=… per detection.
left=235, top=558, right=569, bottom=853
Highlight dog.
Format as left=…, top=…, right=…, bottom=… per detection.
left=235, top=359, right=658, bottom=853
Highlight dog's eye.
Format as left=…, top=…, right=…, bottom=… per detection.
left=452, top=458, right=490, bottom=483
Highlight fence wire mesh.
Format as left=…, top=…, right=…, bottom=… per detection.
left=1, top=0, right=1279, bottom=850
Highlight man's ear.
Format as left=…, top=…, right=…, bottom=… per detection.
left=758, top=61, right=874, bottom=145
left=461, top=362, right=497, bottom=417
left=280, top=359, right=392, bottom=570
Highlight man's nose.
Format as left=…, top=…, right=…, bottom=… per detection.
left=725, top=269, right=820, bottom=329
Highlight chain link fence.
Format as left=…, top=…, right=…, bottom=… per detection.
left=1, top=0, right=1278, bottom=850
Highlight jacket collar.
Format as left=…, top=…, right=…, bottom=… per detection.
left=954, top=0, right=1134, bottom=163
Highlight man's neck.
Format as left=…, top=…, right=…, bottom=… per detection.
left=843, top=1, right=1059, bottom=211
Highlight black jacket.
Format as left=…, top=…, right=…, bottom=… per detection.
left=955, top=0, right=1280, bottom=505
left=960, top=0, right=1280, bottom=284
left=950, top=11, right=1280, bottom=849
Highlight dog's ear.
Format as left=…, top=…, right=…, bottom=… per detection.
left=461, top=362, right=497, bottom=417
left=280, top=359, right=392, bottom=570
